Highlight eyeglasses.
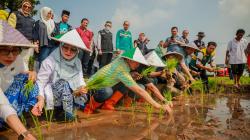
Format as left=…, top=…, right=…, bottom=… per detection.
left=0, top=47, right=22, bottom=56
left=23, top=5, right=32, bottom=10
left=62, top=45, right=78, bottom=53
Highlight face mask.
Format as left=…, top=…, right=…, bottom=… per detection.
left=105, top=27, right=111, bottom=31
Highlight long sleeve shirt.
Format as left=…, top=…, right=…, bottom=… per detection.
left=36, top=56, right=86, bottom=109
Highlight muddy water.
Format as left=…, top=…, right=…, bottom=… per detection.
left=1, top=94, right=250, bottom=140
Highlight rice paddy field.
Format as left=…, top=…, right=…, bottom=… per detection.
left=0, top=77, right=250, bottom=140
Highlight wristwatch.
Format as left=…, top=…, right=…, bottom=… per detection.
left=18, top=131, right=31, bottom=140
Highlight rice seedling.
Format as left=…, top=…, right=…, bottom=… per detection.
left=30, top=112, right=43, bottom=140
left=163, top=90, right=172, bottom=103
left=158, top=107, right=164, bottom=120
left=28, top=56, right=35, bottom=71
left=130, top=101, right=136, bottom=127
left=141, top=66, right=156, bottom=77
left=145, top=103, right=153, bottom=125
left=165, top=58, right=179, bottom=73
left=22, top=80, right=34, bottom=98
left=44, top=109, right=54, bottom=129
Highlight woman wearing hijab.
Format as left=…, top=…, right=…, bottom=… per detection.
left=33, top=6, right=55, bottom=68
left=36, top=29, right=89, bottom=121
left=0, top=20, right=41, bottom=140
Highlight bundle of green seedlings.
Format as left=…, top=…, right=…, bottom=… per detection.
left=165, top=58, right=179, bottom=73
left=141, top=66, right=156, bottom=77
left=85, top=75, right=112, bottom=90
left=159, top=90, right=173, bottom=120
left=22, top=80, right=34, bottom=98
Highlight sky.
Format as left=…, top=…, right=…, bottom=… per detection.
left=35, top=0, right=250, bottom=64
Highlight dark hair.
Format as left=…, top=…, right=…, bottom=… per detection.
left=81, top=18, right=89, bottom=23
left=105, top=21, right=112, bottom=24
left=236, top=29, right=245, bottom=35
left=61, top=10, right=70, bottom=16
left=207, top=41, right=217, bottom=48
left=123, top=20, right=129, bottom=25
left=171, top=26, right=178, bottom=31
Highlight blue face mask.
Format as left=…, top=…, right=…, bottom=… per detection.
left=0, top=63, right=4, bottom=68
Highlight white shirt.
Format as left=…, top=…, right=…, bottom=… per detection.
left=0, top=55, right=26, bottom=121
left=227, top=38, right=248, bottom=64
left=36, top=56, right=86, bottom=109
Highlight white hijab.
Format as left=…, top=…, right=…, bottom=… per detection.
left=40, top=7, right=55, bottom=37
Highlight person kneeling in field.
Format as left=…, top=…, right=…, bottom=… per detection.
left=83, top=48, right=172, bottom=115
left=36, top=30, right=89, bottom=121
left=189, top=42, right=217, bottom=93
left=149, top=52, right=188, bottom=95
left=0, top=20, right=39, bottom=140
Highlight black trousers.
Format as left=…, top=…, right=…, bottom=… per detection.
left=79, top=50, right=91, bottom=75
left=98, top=53, right=113, bottom=68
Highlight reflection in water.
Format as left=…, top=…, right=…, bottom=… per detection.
left=1, top=94, right=250, bottom=140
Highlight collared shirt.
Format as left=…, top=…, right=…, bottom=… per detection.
left=88, top=58, right=137, bottom=88
left=116, top=29, right=133, bottom=52
left=76, top=27, right=94, bottom=49
left=227, top=38, right=248, bottom=64
left=165, top=35, right=185, bottom=56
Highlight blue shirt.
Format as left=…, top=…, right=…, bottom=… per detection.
left=59, top=22, right=69, bottom=34
left=165, top=36, right=185, bottom=56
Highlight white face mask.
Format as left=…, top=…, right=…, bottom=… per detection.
left=105, top=26, right=111, bottom=31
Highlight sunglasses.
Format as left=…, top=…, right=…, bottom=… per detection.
left=23, top=5, right=32, bottom=10
left=62, top=45, right=78, bottom=53
left=0, top=47, right=22, bottom=56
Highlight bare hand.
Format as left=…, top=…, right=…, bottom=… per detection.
left=28, top=71, right=37, bottom=82
left=130, top=72, right=143, bottom=80
left=31, top=100, right=44, bottom=116
left=161, top=104, right=173, bottom=115
left=74, top=86, right=88, bottom=96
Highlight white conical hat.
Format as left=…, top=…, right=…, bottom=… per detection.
left=145, top=51, right=165, bottom=67
left=181, top=42, right=200, bottom=51
left=50, top=29, right=90, bottom=52
left=121, top=47, right=149, bottom=66
left=0, top=20, right=37, bottom=48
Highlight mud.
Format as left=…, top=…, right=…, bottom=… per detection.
left=0, top=93, right=250, bottom=140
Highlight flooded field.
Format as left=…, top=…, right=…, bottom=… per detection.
left=1, top=92, right=250, bottom=140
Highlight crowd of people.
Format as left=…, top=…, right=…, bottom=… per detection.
left=0, top=1, right=250, bottom=140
